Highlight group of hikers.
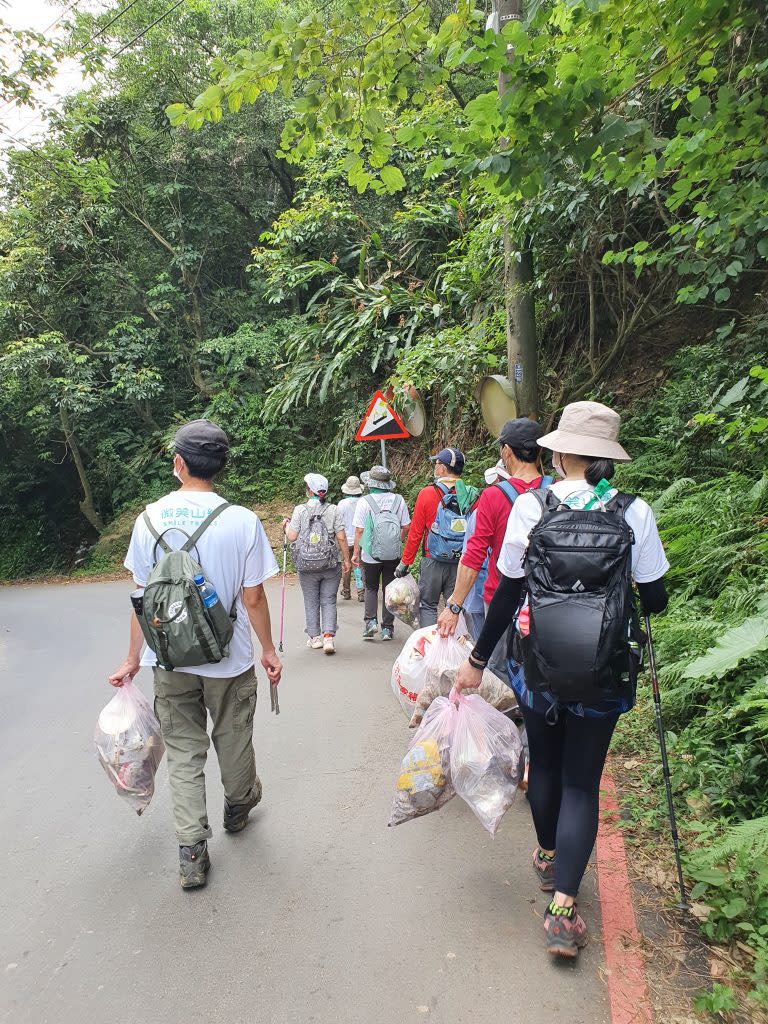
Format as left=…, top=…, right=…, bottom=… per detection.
left=108, top=398, right=669, bottom=961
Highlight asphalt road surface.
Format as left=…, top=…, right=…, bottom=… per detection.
left=0, top=579, right=610, bottom=1024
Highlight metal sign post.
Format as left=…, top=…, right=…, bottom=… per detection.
left=380, top=439, right=387, bottom=468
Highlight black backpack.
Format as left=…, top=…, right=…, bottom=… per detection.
left=514, top=489, right=640, bottom=703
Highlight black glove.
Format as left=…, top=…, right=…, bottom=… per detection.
left=394, top=561, right=410, bottom=578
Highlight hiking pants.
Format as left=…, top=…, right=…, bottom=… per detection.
left=153, top=665, right=260, bottom=846
left=418, top=556, right=458, bottom=627
left=363, top=559, right=398, bottom=628
left=520, top=704, right=619, bottom=897
left=341, top=546, right=363, bottom=600
left=298, top=565, right=342, bottom=637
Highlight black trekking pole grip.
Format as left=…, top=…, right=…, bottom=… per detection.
left=644, top=612, right=689, bottom=910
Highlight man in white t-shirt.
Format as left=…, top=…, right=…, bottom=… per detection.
left=337, top=475, right=365, bottom=602
left=351, top=465, right=411, bottom=641
left=108, top=419, right=282, bottom=889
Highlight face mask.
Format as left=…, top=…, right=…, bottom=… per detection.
left=173, top=463, right=182, bottom=482
left=552, top=454, right=566, bottom=478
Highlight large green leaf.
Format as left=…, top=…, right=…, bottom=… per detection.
left=684, top=598, right=768, bottom=679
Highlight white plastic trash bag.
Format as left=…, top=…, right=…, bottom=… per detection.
left=391, top=626, right=473, bottom=718
left=409, top=668, right=518, bottom=728
left=94, top=679, right=165, bottom=816
left=450, top=690, right=523, bottom=835
left=388, top=695, right=457, bottom=827
left=384, top=575, right=420, bottom=628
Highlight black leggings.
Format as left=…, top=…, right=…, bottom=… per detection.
left=520, top=704, right=619, bottom=897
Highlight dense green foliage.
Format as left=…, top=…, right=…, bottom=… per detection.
left=0, top=0, right=767, bottom=1009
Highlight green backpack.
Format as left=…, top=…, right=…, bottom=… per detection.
left=136, top=503, right=236, bottom=671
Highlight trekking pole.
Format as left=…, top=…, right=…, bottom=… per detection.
left=644, top=612, right=689, bottom=910
left=278, top=534, right=288, bottom=654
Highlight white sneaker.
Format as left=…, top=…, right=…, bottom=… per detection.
left=307, top=635, right=323, bottom=649
left=323, top=634, right=336, bottom=655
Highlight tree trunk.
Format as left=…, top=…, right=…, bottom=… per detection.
left=60, top=407, right=104, bottom=534
left=495, top=0, right=539, bottom=417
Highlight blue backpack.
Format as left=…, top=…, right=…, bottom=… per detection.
left=470, top=476, right=554, bottom=602
left=428, top=482, right=472, bottom=563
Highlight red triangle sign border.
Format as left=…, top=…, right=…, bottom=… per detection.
left=354, top=389, right=410, bottom=441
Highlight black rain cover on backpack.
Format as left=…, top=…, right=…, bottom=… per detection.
left=517, top=489, right=639, bottom=703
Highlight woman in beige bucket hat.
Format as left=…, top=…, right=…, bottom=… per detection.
left=455, top=400, right=671, bottom=959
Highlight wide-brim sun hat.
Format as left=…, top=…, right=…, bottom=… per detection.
left=361, top=465, right=396, bottom=491
left=537, top=401, right=632, bottom=462
left=341, top=475, right=365, bottom=496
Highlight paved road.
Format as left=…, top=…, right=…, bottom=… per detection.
left=0, top=580, right=610, bottom=1024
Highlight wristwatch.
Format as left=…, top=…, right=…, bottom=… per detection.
left=447, top=602, right=463, bottom=615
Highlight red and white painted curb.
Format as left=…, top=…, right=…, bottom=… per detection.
left=596, top=774, right=654, bottom=1024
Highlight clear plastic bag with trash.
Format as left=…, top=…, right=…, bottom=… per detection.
left=450, top=689, right=523, bottom=835
left=388, top=695, right=457, bottom=827
left=384, top=575, right=420, bottom=628
left=391, top=625, right=473, bottom=717
left=94, top=679, right=165, bottom=816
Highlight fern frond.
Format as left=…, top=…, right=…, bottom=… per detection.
left=707, top=816, right=768, bottom=861
left=651, top=477, right=697, bottom=515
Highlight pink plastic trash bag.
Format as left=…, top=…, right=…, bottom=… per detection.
left=391, top=626, right=474, bottom=717
left=94, top=679, right=165, bottom=816
left=388, top=695, right=457, bottom=827
left=450, top=689, right=523, bottom=835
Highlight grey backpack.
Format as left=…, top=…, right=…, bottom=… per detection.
left=291, top=504, right=339, bottom=571
left=136, top=503, right=236, bottom=671
left=365, top=494, right=404, bottom=562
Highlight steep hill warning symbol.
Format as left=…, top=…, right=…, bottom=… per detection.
left=355, top=390, right=410, bottom=441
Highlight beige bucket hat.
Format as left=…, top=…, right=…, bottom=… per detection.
left=537, top=401, right=632, bottom=462
left=341, top=475, right=365, bottom=496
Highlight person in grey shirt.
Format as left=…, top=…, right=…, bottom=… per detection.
left=285, top=473, right=350, bottom=655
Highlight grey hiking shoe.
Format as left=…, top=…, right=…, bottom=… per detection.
left=363, top=619, right=378, bottom=640
left=533, top=847, right=556, bottom=891
left=223, top=781, right=263, bottom=833
left=179, top=840, right=210, bottom=889
left=381, top=626, right=394, bottom=641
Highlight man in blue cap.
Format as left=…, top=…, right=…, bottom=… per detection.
left=396, top=447, right=478, bottom=626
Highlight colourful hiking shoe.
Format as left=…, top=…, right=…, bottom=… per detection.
left=381, top=626, right=394, bottom=641
left=544, top=902, right=588, bottom=958
left=533, top=847, right=556, bottom=891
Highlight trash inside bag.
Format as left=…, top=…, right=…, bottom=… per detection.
left=409, top=667, right=518, bottom=728
left=450, top=691, right=523, bottom=835
left=94, top=679, right=165, bottom=816
left=388, top=696, right=457, bottom=827
left=391, top=626, right=473, bottom=718
left=384, top=575, right=420, bottom=628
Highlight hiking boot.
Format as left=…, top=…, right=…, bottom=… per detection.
left=323, top=634, right=336, bottom=655
left=223, top=782, right=263, bottom=833
left=544, top=903, right=588, bottom=958
left=363, top=619, right=378, bottom=640
left=381, top=626, right=394, bottom=641
left=307, top=635, right=323, bottom=649
left=533, top=847, right=556, bottom=892
left=179, top=840, right=210, bottom=889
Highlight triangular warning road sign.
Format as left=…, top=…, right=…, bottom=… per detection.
left=355, top=390, right=410, bottom=441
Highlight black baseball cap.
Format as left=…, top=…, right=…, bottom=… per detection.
left=174, top=419, right=230, bottom=460
left=498, top=417, right=543, bottom=450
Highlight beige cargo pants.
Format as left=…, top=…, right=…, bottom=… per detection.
left=153, top=665, right=261, bottom=846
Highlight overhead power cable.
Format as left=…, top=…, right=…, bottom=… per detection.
left=113, top=0, right=186, bottom=56
left=93, top=0, right=143, bottom=39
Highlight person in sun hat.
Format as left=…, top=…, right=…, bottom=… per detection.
left=437, top=418, right=552, bottom=680
left=108, top=419, right=282, bottom=889
left=454, top=401, right=670, bottom=959
left=285, top=472, right=350, bottom=655
left=396, top=447, right=479, bottom=627
left=351, top=465, right=410, bottom=641
left=338, top=475, right=366, bottom=603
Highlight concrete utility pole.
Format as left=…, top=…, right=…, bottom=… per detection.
left=493, top=0, right=539, bottom=417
